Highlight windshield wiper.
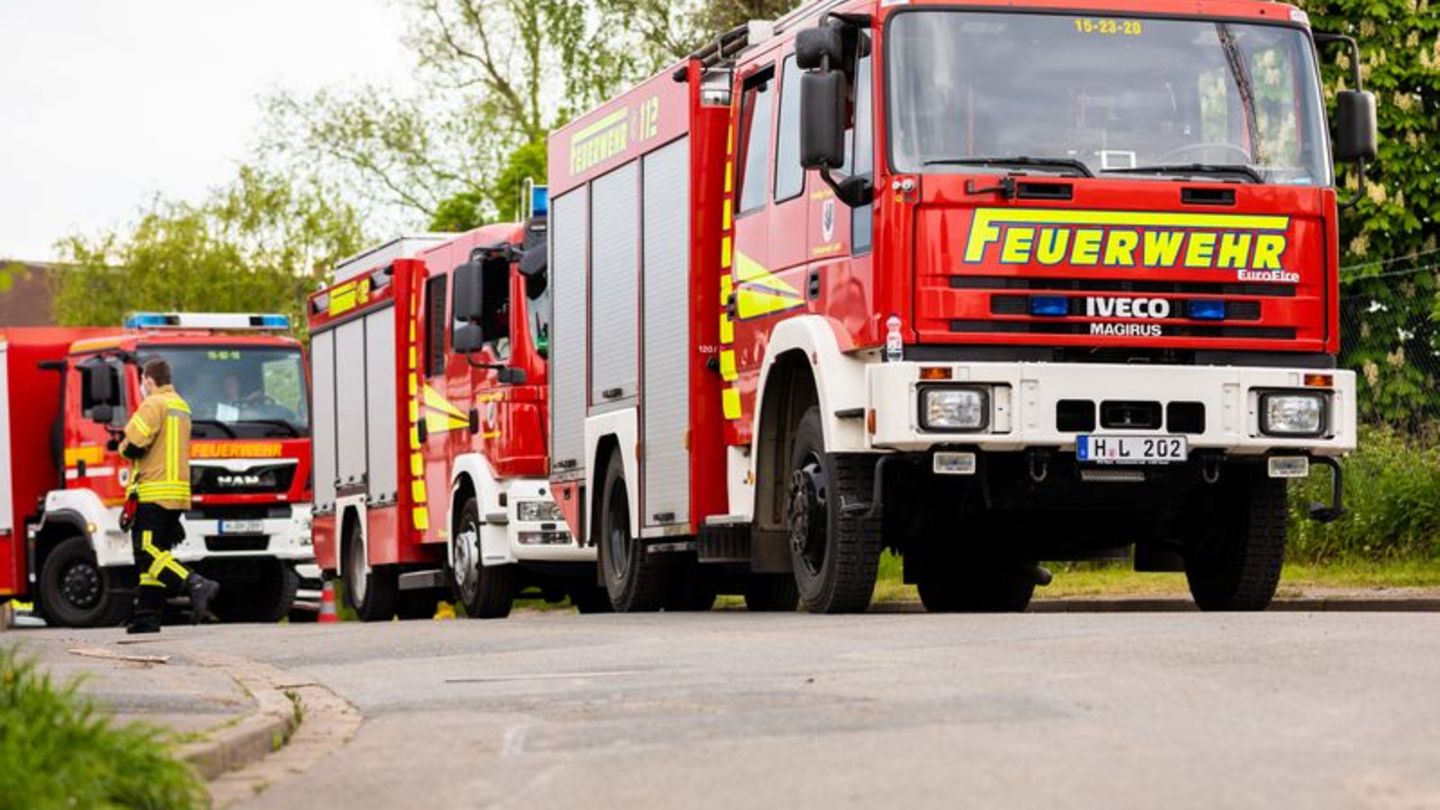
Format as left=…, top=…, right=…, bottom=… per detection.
left=1104, top=163, right=1263, bottom=183
left=191, top=418, right=238, bottom=439
left=241, top=419, right=304, bottom=438
left=921, top=156, right=1094, bottom=178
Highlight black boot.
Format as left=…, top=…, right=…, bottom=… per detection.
left=185, top=573, right=220, bottom=624
left=126, top=609, right=162, bottom=634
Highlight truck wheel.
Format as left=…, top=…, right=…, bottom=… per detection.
left=216, top=562, right=299, bottom=623
left=453, top=496, right=518, bottom=619
left=1184, top=470, right=1286, bottom=611
left=785, top=407, right=882, bottom=614
left=343, top=525, right=398, bottom=622
left=599, top=451, right=667, bottom=612
left=38, top=536, right=131, bottom=627
left=917, top=566, right=1036, bottom=613
left=743, top=574, right=799, bottom=612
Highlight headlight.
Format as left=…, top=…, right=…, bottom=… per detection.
left=919, top=386, right=988, bottom=432
left=1260, top=392, right=1326, bottom=436
left=516, top=500, right=565, bottom=522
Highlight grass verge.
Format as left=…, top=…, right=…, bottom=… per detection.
left=869, top=553, right=1440, bottom=602
left=0, top=645, right=207, bottom=810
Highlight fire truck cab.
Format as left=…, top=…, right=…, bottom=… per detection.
left=547, top=0, right=1376, bottom=613
left=309, top=216, right=599, bottom=621
left=0, top=314, right=315, bottom=626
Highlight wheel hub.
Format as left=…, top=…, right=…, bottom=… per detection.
left=787, top=456, right=828, bottom=575
left=454, top=524, right=481, bottom=600
left=61, top=561, right=101, bottom=609
left=607, top=482, right=631, bottom=581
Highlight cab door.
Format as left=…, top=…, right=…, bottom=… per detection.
left=67, top=354, right=128, bottom=504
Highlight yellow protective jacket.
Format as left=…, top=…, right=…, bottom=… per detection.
left=118, top=385, right=192, bottom=510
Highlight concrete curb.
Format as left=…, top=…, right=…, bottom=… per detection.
left=176, top=659, right=299, bottom=781
left=871, top=596, right=1440, bottom=613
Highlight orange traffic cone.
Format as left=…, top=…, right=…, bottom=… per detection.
left=318, top=580, right=339, bottom=624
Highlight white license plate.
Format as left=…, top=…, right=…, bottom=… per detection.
left=219, top=519, right=264, bottom=534
left=1077, top=435, right=1188, bottom=465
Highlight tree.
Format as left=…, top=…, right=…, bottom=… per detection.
left=52, top=167, right=364, bottom=335
left=1298, top=0, right=1440, bottom=424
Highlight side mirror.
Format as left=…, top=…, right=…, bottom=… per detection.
left=80, top=360, right=115, bottom=408
left=800, top=71, right=846, bottom=170
left=1334, top=90, right=1378, bottom=162
left=451, top=261, right=485, bottom=324
left=795, top=26, right=842, bottom=70
left=91, top=404, right=114, bottom=425
left=517, top=243, right=547, bottom=298
left=453, top=322, right=484, bottom=354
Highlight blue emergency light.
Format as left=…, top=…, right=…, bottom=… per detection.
left=1029, top=296, right=1070, bottom=317
left=1186, top=300, right=1227, bottom=320
left=531, top=184, right=549, bottom=218
left=124, top=312, right=290, bottom=330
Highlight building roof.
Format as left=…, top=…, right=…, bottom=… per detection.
left=0, top=262, right=57, bottom=327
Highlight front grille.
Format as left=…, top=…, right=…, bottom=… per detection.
left=989, top=295, right=1261, bottom=321
left=185, top=504, right=292, bottom=521
left=204, top=535, right=271, bottom=552
left=950, top=320, right=1295, bottom=340
left=191, top=464, right=296, bottom=495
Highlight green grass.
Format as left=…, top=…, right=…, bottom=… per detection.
left=0, top=645, right=207, bottom=810
left=868, top=552, right=1440, bottom=602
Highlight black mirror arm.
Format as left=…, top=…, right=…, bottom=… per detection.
left=1313, top=32, right=1368, bottom=210
left=817, top=168, right=873, bottom=208
left=1337, top=160, right=1366, bottom=211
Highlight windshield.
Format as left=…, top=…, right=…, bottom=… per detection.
left=141, top=346, right=309, bottom=439
left=887, top=12, right=1330, bottom=185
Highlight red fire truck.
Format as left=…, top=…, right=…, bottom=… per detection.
left=308, top=221, right=599, bottom=622
left=546, top=0, right=1375, bottom=612
left=0, top=314, right=315, bottom=626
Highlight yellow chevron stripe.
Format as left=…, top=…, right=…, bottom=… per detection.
left=736, top=286, right=805, bottom=319
left=412, top=507, right=430, bottom=531
left=722, top=387, right=742, bottom=420
left=719, top=349, right=737, bottom=382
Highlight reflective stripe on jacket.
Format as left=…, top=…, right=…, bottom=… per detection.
left=119, top=385, right=192, bottom=510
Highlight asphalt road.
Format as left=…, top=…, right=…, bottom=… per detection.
left=30, top=611, right=1440, bottom=809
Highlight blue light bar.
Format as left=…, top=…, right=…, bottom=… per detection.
left=531, top=184, right=549, bottom=217
left=124, top=313, right=174, bottom=329
left=258, top=314, right=291, bottom=329
left=1029, top=296, right=1069, bottom=317
left=1186, top=300, right=1227, bottom=320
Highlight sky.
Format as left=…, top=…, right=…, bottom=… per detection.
left=0, top=0, right=415, bottom=262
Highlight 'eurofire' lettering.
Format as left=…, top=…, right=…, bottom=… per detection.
left=964, top=209, right=1292, bottom=274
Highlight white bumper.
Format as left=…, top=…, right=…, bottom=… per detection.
left=497, top=478, right=593, bottom=565
left=170, top=502, right=315, bottom=564
left=867, top=361, right=1356, bottom=456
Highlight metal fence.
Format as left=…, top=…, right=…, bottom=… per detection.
left=1338, top=247, right=1440, bottom=428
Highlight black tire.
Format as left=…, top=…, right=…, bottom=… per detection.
left=38, top=536, right=131, bottom=627
left=451, top=496, right=518, bottom=619
left=917, top=566, right=1036, bottom=613
left=214, top=562, right=299, bottom=623
left=743, top=574, right=800, bottom=612
left=1184, top=470, right=1287, bottom=611
left=343, top=524, right=398, bottom=622
left=599, top=451, right=667, bottom=612
left=570, top=585, right=614, bottom=614
left=786, top=407, right=882, bottom=614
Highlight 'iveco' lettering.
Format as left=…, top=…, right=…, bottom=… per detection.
left=1086, top=297, right=1170, bottom=318
left=964, top=209, right=1292, bottom=277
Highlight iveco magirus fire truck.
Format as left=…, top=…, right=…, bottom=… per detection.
left=308, top=216, right=600, bottom=622
left=546, top=0, right=1376, bottom=613
left=0, top=314, right=315, bottom=626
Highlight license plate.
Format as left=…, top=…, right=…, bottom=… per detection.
left=219, top=519, right=264, bottom=534
left=1077, top=435, right=1188, bottom=465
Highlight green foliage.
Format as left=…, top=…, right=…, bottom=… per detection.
left=0, top=645, right=207, bottom=810
left=1289, top=425, right=1440, bottom=562
left=0, top=261, right=27, bottom=293
left=1298, top=0, right=1440, bottom=423
left=53, top=166, right=364, bottom=335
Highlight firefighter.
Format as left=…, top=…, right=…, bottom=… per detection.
left=118, top=358, right=220, bottom=634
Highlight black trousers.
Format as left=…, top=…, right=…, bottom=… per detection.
left=131, top=504, right=191, bottom=612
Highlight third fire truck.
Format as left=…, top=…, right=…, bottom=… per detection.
left=545, top=0, right=1375, bottom=612
left=308, top=214, right=600, bottom=621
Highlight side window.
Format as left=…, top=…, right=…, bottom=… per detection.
left=480, top=258, right=511, bottom=359
left=426, top=274, right=447, bottom=377
left=736, top=66, right=776, bottom=214
left=773, top=56, right=804, bottom=203
left=851, top=50, right=874, bottom=254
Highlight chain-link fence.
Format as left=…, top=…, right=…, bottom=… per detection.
left=1338, top=247, right=1440, bottom=429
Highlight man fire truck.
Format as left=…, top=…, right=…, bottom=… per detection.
left=546, top=0, right=1375, bottom=612
left=0, top=314, right=315, bottom=626
left=308, top=214, right=599, bottom=622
